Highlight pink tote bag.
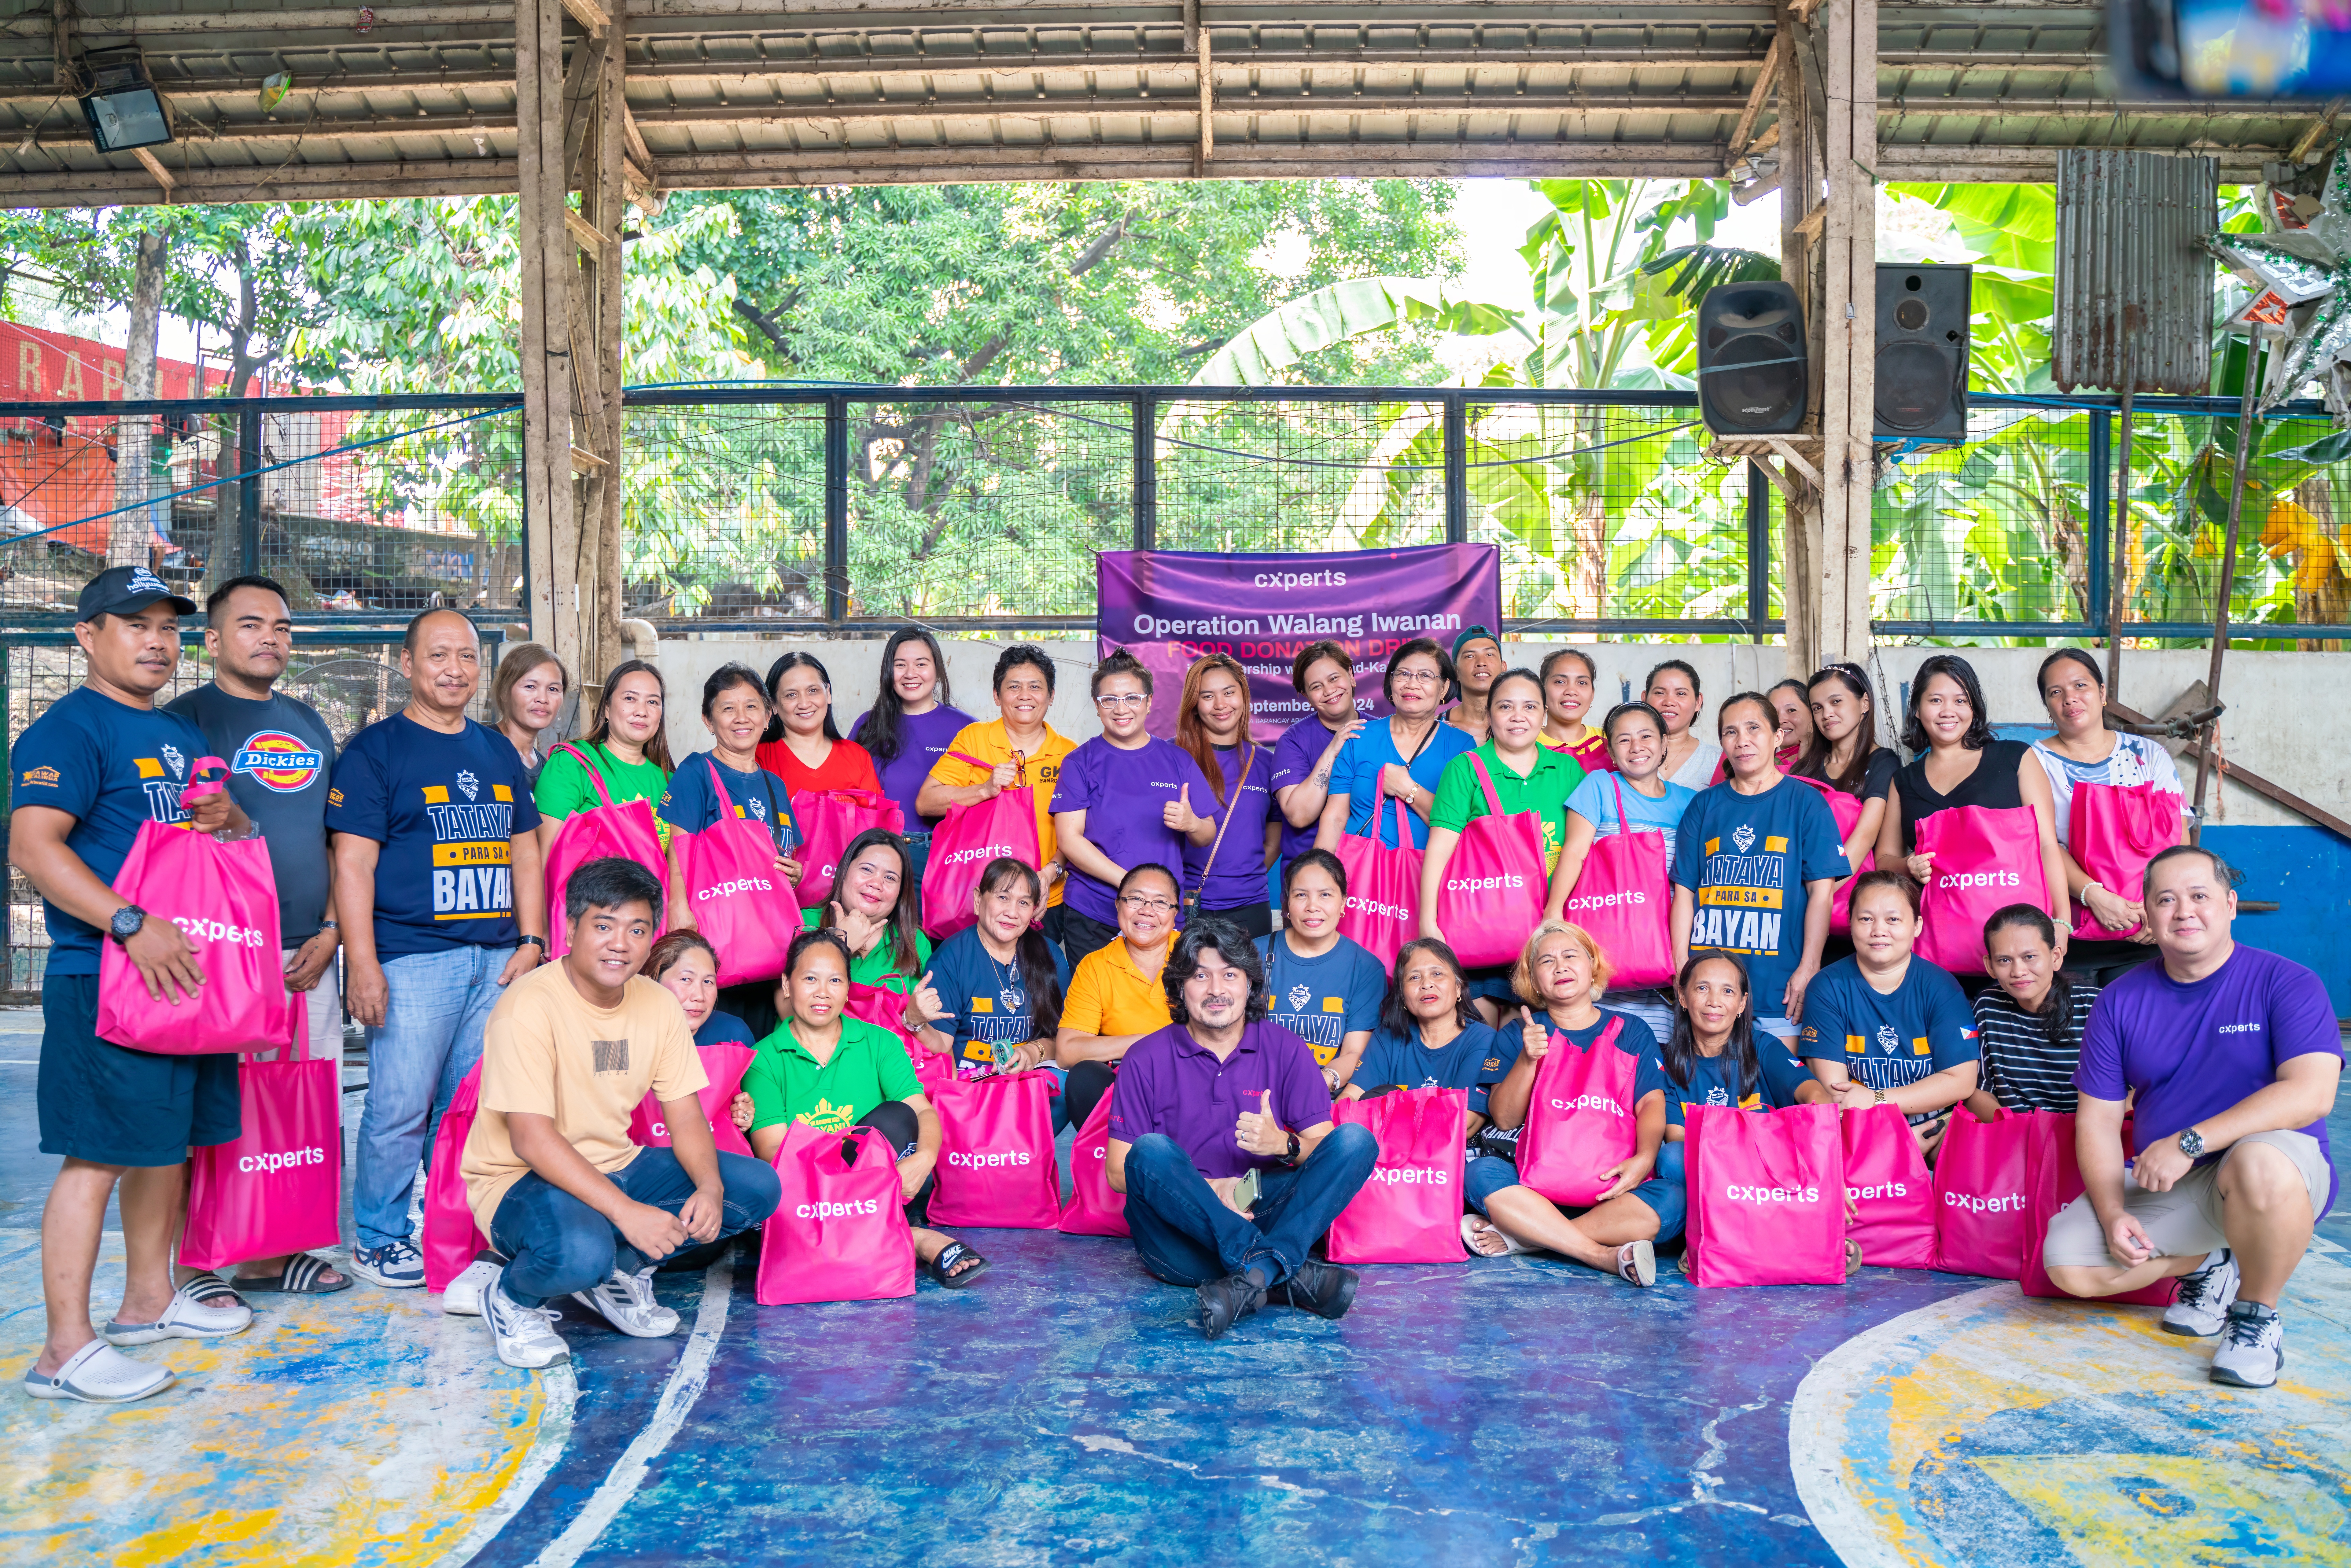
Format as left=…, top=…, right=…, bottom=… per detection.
left=422, top=1064, right=489, bottom=1294
left=179, top=1012, right=341, bottom=1270
left=2018, top=1110, right=2178, bottom=1307
left=1325, top=1086, right=1469, bottom=1264
left=1558, top=773, right=1676, bottom=988
left=1789, top=773, right=1874, bottom=936
left=1929, top=1107, right=2032, bottom=1279
left=542, top=743, right=669, bottom=960
left=678, top=760, right=801, bottom=988
left=1840, top=1102, right=1936, bottom=1270
left=628, top=1039, right=758, bottom=1160
left=921, top=752, right=1041, bottom=941
left=842, top=981, right=954, bottom=1091
left=1513, top=1016, right=1640, bottom=1208
left=1058, top=1085, right=1130, bottom=1238
left=2068, top=781, right=2184, bottom=942
left=1335, top=774, right=1422, bottom=969
left=98, top=759, right=293, bottom=1057
left=1685, top=1103, right=1847, bottom=1287
left=1431, top=754, right=1549, bottom=968
left=1912, top=805, right=2049, bottom=975
left=757, top=1124, right=916, bottom=1305
left=789, top=786, right=907, bottom=908
left=926, top=1070, right=1061, bottom=1229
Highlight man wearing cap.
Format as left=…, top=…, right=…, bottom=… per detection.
left=165, top=573, right=349, bottom=1297
left=329, top=607, right=546, bottom=1290
left=15, top=566, right=257, bottom=1403
left=1445, top=625, right=1505, bottom=744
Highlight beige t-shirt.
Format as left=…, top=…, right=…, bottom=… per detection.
left=462, top=962, right=708, bottom=1235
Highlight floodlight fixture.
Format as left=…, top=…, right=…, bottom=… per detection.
left=79, top=47, right=173, bottom=154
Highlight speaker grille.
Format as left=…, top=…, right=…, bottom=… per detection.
left=1875, top=341, right=1951, bottom=432
left=1715, top=334, right=1802, bottom=417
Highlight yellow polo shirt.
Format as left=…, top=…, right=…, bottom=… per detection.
left=1061, top=935, right=1174, bottom=1038
left=926, top=718, right=1079, bottom=907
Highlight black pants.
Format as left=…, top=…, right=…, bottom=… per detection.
left=1058, top=907, right=1121, bottom=972
left=1193, top=900, right=1273, bottom=940
left=852, top=1099, right=934, bottom=1227
left=1063, top=1059, right=1118, bottom=1134
left=2063, top=937, right=2158, bottom=989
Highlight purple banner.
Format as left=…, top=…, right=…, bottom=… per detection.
left=1095, top=544, right=1504, bottom=742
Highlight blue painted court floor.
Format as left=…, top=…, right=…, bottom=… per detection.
left=2, top=1008, right=2347, bottom=1567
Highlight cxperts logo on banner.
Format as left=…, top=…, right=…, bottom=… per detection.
left=234, top=730, right=325, bottom=792
left=1096, top=544, right=1502, bottom=742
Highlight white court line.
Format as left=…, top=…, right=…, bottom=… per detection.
left=524, top=1254, right=735, bottom=1568
left=429, top=1360, right=580, bottom=1568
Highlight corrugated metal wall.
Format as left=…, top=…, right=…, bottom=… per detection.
left=2054, top=149, right=2219, bottom=395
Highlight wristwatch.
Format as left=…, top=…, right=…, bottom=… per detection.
left=1872, top=1085, right=1888, bottom=1106
left=1283, top=1129, right=1303, bottom=1164
left=2178, top=1126, right=2205, bottom=1159
left=108, top=905, right=147, bottom=945
left=518, top=934, right=548, bottom=952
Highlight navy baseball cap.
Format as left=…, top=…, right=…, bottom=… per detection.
left=1450, top=624, right=1501, bottom=662
left=76, top=565, right=197, bottom=622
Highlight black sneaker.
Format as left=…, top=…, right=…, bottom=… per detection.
left=1279, top=1261, right=1361, bottom=1320
left=1196, top=1273, right=1266, bottom=1341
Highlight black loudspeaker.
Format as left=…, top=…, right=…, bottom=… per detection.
left=1876, top=263, right=1971, bottom=442
left=1697, top=282, right=1808, bottom=435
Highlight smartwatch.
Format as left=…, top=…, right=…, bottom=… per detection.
left=109, top=905, right=148, bottom=945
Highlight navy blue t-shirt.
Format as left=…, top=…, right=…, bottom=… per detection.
left=165, top=684, right=338, bottom=942
left=1353, top=1018, right=1518, bottom=1114
left=1635, top=1036, right=1816, bottom=1129
left=927, top=922, right=1073, bottom=1072
left=1256, top=931, right=1388, bottom=1067
left=1797, top=956, right=1980, bottom=1121
left=323, top=713, right=540, bottom=956
left=1671, top=775, right=1850, bottom=1014
left=695, top=1010, right=757, bottom=1050
left=658, top=751, right=798, bottom=850
left=13, top=686, right=210, bottom=976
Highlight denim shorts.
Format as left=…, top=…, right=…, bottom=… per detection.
left=37, top=973, right=240, bottom=1166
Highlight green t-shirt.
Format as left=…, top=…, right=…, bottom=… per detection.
left=743, top=1015, right=923, bottom=1132
left=800, top=905, right=932, bottom=993
left=535, top=742, right=673, bottom=847
left=1429, top=740, right=1587, bottom=873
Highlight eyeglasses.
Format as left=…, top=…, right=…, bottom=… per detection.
left=1095, top=692, right=1149, bottom=709
left=1391, top=668, right=1443, bottom=686
left=1118, top=894, right=1176, bottom=914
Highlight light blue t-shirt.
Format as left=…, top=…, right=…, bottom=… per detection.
left=1566, top=770, right=1698, bottom=880
left=1330, top=717, right=1475, bottom=850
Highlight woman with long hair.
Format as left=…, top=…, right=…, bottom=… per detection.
left=757, top=650, right=882, bottom=799
left=1793, top=661, right=1894, bottom=870
left=1174, top=653, right=1280, bottom=938
left=1874, top=653, right=2070, bottom=941
left=1967, top=903, right=2099, bottom=1116
left=805, top=826, right=930, bottom=993
left=849, top=627, right=972, bottom=888
left=903, top=857, right=1074, bottom=1113
left=1346, top=937, right=1515, bottom=1140
left=1314, top=637, right=1476, bottom=853
left=2027, top=646, right=2185, bottom=985
left=1768, top=677, right=1815, bottom=770
left=535, top=658, right=675, bottom=853
left=492, top=642, right=569, bottom=782
left=1465, top=922, right=1671, bottom=1286
left=1269, top=639, right=1368, bottom=874
left=1642, top=658, right=1720, bottom=789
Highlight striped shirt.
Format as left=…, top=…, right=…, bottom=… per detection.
left=1971, top=982, right=2102, bottom=1113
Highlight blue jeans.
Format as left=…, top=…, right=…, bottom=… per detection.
left=490, top=1147, right=783, bottom=1307
left=1121, top=1125, right=1378, bottom=1287
left=353, top=943, right=515, bottom=1252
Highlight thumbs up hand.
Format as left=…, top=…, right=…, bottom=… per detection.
left=1519, top=1006, right=1552, bottom=1061
left=1235, top=1087, right=1288, bottom=1156
left=1165, top=783, right=1206, bottom=834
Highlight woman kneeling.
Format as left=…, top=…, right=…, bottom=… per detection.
left=742, top=931, right=988, bottom=1289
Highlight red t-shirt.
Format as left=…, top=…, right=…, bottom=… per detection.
left=756, top=735, right=882, bottom=800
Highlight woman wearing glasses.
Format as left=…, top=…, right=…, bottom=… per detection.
left=1055, top=862, right=1184, bottom=1133
left=1050, top=650, right=1217, bottom=969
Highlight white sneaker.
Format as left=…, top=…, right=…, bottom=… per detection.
left=485, top=1279, right=570, bottom=1370
left=2162, top=1250, right=2240, bottom=1338
left=571, top=1268, right=680, bottom=1338
left=2209, top=1303, right=2284, bottom=1389
left=441, top=1253, right=506, bottom=1318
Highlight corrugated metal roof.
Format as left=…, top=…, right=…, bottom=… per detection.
left=2, top=0, right=2334, bottom=206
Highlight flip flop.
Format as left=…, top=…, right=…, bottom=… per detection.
left=1460, top=1215, right=1531, bottom=1257
left=231, top=1254, right=352, bottom=1296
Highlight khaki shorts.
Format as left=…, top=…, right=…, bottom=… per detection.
left=282, top=947, right=344, bottom=1062
left=2041, top=1128, right=2334, bottom=1269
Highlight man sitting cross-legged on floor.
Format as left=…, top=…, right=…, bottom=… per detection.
left=461, top=855, right=781, bottom=1369
left=1107, top=914, right=1379, bottom=1340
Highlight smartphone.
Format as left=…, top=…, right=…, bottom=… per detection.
left=1232, top=1167, right=1262, bottom=1213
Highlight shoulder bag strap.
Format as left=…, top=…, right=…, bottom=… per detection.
left=1467, top=749, right=1503, bottom=817
left=1186, top=744, right=1256, bottom=912
left=1607, top=769, right=1631, bottom=840
left=550, top=741, right=617, bottom=810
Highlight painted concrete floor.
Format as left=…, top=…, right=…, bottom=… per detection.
left=1, top=1009, right=2347, bottom=1567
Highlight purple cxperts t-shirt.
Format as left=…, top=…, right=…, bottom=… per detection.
left=852, top=703, right=973, bottom=830
left=2075, top=942, right=2341, bottom=1214
left=1109, top=1019, right=1336, bottom=1179
left=1051, top=734, right=1214, bottom=925
left=1269, top=715, right=1347, bottom=864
